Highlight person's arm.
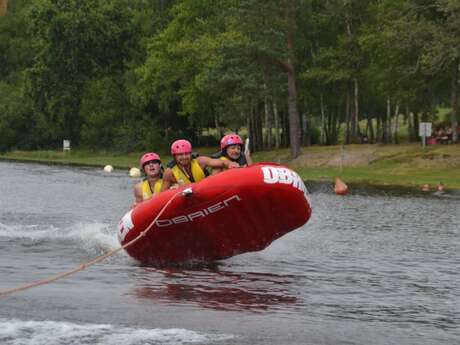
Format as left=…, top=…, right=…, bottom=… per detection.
left=160, top=168, right=177, bottom=191
left=132, top=182, right=144, bottom=208
left=198, top=156, right=239, bottom=170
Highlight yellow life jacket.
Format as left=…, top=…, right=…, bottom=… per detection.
left=142, top=179, right=163, bottom=200
left=171, top=158, right=206, bottom=184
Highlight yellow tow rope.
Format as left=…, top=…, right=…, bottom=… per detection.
left=0, top=190, right=183, bottom=298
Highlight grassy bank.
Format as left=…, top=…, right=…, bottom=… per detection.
left=260, top=143, right=460, bottom=190
left=1, top=143, right=459, bottom=189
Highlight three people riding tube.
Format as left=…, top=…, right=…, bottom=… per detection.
left=133, top=135, right=249, bottom=206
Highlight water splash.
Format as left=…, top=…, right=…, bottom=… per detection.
left=0, top=318, right=233, bottom=345
left=0, top=222, right=119, bottom=253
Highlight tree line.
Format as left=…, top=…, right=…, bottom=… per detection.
left=1, top=0, right=459, bottom=158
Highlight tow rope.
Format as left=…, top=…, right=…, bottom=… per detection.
left=0, top=190, right=185, bottom=298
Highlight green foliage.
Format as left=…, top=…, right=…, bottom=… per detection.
left=79, top=77, right=126, bottom=149
left=24, top=0, right=134, bottom=145
left=308, top=125, right=321, bottom=145
left=0, top=82, right=30, bottom=151
left=1, top=0, right=460, bottom=152
left=111, top=122, right=162, bottom=153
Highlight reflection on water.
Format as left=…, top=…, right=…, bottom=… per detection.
left=131, top=267, right=299, bottom=312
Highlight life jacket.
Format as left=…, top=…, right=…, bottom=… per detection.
left=141, top=179, right=163, bottom=200
left=167, top=157, right=208, bottom=184
left=211, top=151, right=248, bottom=167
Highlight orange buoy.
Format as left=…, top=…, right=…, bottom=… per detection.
left=334, top=177, right=348, bottom=195
left=421, top=184, right=430, bottom=192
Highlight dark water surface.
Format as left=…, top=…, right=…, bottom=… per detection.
left=0, top=161, right=459, bottom=345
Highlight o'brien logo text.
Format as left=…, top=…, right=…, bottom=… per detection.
left=262, top=166, right=309, bottom=201
left=155, top=195, right=242, bottom=227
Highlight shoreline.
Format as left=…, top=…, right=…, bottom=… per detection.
left=1, top=143, right=459, bottom=191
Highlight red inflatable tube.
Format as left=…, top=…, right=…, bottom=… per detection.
left=118, top=163, right=312, bottom=264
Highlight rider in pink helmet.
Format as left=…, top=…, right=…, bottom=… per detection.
left=220, top=134, right=244, bottom=151
left=170, top=139, right=192, bottom=155
left=133, top=152, right=163, bottom=207
left=161, top=139, right=239, bottom=191
left=211, top=133, right=252, bottom=175
left=139, top=152, right=161, bottom=168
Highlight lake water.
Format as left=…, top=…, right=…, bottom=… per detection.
left=0, top=161, right=459, bottom=345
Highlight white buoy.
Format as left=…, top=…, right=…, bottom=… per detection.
left=129, top=167, right=141, bottom=177
left=103, top=165, right=114, bottom=173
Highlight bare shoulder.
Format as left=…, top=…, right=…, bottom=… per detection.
left=134, top=181, right=143, bottom=192
left=133, top=181, right=143, bottom=201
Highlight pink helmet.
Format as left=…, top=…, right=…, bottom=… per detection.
left=171, top=139, right=192, bottom=155
left=220, top=134, right=243, bottom=151
left=139, top=152, right=161, bottom=168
